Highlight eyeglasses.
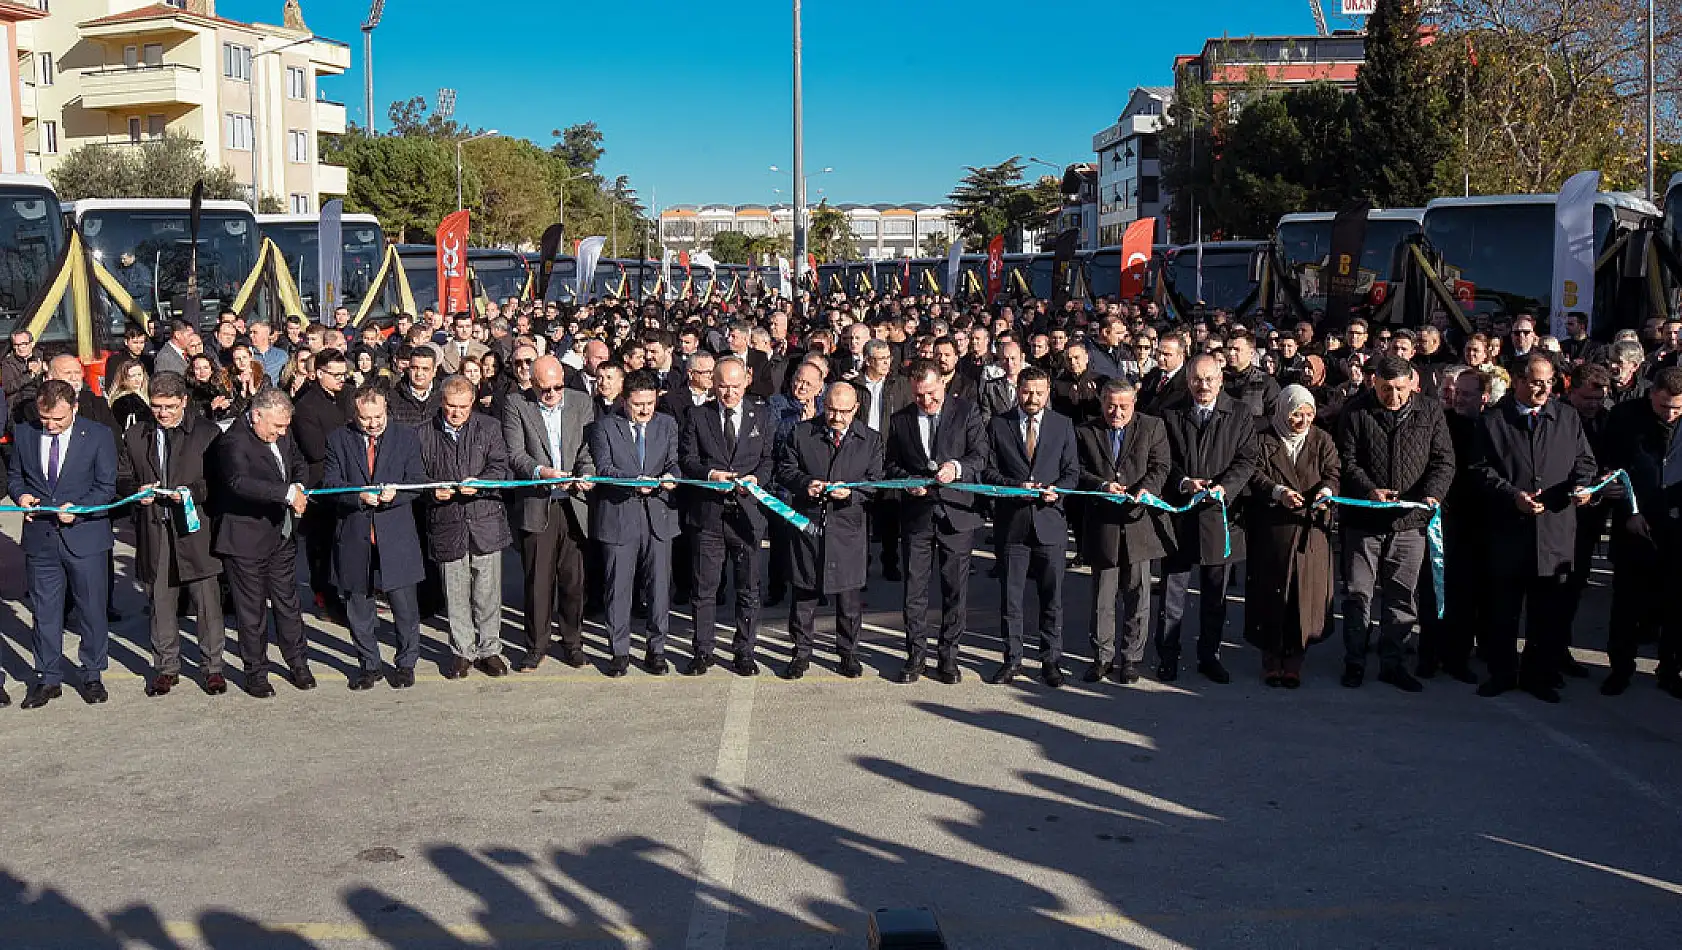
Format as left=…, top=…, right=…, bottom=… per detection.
left=538, top=384, right=567, bottom=394
left=1514, top=329, right=1536, bottom=336
left=515, top=358, right=535, bottom=366
left=320, top=369, right=348, bottom=379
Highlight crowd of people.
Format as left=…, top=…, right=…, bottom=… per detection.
left=0, top=285, right=1678, bottom=712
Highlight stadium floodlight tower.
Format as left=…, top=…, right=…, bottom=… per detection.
left=361, top=0, right=386, bottom=133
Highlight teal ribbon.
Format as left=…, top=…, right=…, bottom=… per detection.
left=0, top=485, right=202, bottom=534
left=1315, top=495, right=1445, bottom=620
left=1580, top=468, right=1638, bottom=515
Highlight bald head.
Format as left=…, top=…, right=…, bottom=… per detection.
left=49, top=354, right=85, bottom=392
left=533, top=355, right=567, bottom=407
left=823, top=381, right=859, bottom=434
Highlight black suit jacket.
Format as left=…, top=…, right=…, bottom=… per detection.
left=291, top=381, right=353, bottom=487
left=117, top=409, right=221, bottom=585
left=677, top=399, right=775, bottom=537
left=884, top=396, right=988, bottom=535
left=1469, top=397, right=1599, bottom=578
left=211, top=413, right=309, bottom=558
left=1161, top=395, right=1258, bottom=565
left=1139, top=366, right=1191, bottom=415
left=1075, top=415, right=1174, bottom=567
left=984, top=407, right=1080, bottom=546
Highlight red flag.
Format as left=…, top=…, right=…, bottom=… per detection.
left=985, top=235, right=1005, bottom=303
left=679, top=251, right=691, bottom=273
left=435, top=210, right=471, bottom=314
left=1119, top=217, right=1156, bottom=299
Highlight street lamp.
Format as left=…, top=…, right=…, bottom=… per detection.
left=456, top=130, right=499, bottom=211
left=769, top=165, right=833, bottom=245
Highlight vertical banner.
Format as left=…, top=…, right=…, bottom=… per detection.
left=1194, top=208, right=1204, bottom=307
left=185, top=180, right=204, bottom=326
left=1120, top=217, right=1156, bottom=299
left=1323, top=202, right=1371, bottom=328
left=945, top=239, right=965, bottom=298
left=317, top=198, right=344, bottom=317
left=435, top=210, right=471, bottom=314
left=986, top=234, right=1005, bottom=303
left=1551, top=170, right=1600, bottom=339
left=1051, top=228, right=1077, bottom=309
left=776, top=255, right=792, bottom=297
left=693, top=250, right=717, bottom=303
left=536, top=223, right=565, bottom=301
left=660, top=249, right=676, bottom=301
left=574, top=235, right=606, bottom=303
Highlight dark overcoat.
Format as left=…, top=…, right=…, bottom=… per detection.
left=775, top=419, right=882, bottom=593
left=117, top=409, right=222, bottom=585
left=1074, top=413, right=1175, bottom=568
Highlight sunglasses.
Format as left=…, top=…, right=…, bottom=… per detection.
left=539, top=384, right=567, bottom=394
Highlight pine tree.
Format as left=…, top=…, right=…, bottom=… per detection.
left=1352, top=0, right=1450, bottom=207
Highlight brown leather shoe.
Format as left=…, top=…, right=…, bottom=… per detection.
left=476, top=656, right=510, bottom=677
left=443, top=657, right=471, bottom=680
left=202, top=674, right=228, bottom=695
left=146, top=673, right=178, bottom=697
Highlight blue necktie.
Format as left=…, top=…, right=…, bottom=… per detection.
left=634, top=422, right=646, bottom=468
left=1111, top=427, right=1125, bottom=465
left=47, top=434, right=60, bottom=487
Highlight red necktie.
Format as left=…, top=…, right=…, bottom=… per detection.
left=366, top=435, right=378, bottom=544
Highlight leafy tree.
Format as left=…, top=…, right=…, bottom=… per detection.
left=326, top=129, right=460, bottom=243
left=1353, top=0, right=1452, bottom=206
left=50, top=132, right=242, bottom=201
left=922, top=231, right=952, bottom=257
left=386, top=96, right=472, bottom=139
left=947, top=157, right=1062, bottom=253
left=744, top=233, right=790, bottom=262
left=709, top=230, right=752, bottom=264
left=551, top=123, right=605, bottom=174
left=464, top=136, right=556, bottom=247
left=806, top=201, right=857, bottom=262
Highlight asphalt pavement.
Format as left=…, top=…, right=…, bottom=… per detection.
left=2, top=512, right=1680, bottom=949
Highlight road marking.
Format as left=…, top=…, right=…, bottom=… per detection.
left=1497, top=702, right=1682, bottom=823
left=683, top=673, right=758, bottom=950
left=1483, top=835, right=1682, bottom=896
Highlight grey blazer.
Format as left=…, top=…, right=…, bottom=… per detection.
left=502, top=388, right=596, bottom=534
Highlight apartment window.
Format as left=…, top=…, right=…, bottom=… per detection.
left=290, top=193, right=311, bottom=214
left=287, top=130, right=309, bottom=163
left=123, top=45, right=139, bottom=68
left=163, top=0, right=186, bottom=7
left=286, top=66, right=307, bottom=100
left=226, top=113, right=253, bottom=151
left=128, top=117, right=142, bottom=143
left=38, top=53, right=53, bottom=86
left=43, top=120, right=58, bottom=154
left=223, top=43, right=252, bottom=82
left=851, top=220, right=877, bottom=236
left=148, top=114, right=166, bottom=139
left=144, top=44, right=163, bottom=67
left=882, top=219, right=914, bottom=236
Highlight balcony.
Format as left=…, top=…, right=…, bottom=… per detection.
left=308, top=38, right=351, bottom=74
left=314, top=98, right=345, bottom=135
left=19, top=81, right=36, bottom=120
left=81, top=64, right=203, bottom=111
left=314, top=162, right=347, bottom=195
left=16, top=21, right=35, bottom=51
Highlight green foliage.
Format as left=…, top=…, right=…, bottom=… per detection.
left=1353, top=0, right=1451, bottom=206
left=465, top=136, right=556, bottom=247
left=947, top=157, right=1060, bottom=253
left=325, top=129, right=459, bottom=243
left=709, top=230, right=752, bottom=264
left=386, top=96, right=473, bottom=139
left=806, top=201, right=857, bottom=262
left=550, top=123, right=604, bottom=174
left=922, top=231, right=952, bottom=257
left=744, top=233, right=790, bottom=262
left=50, top=132, right=242, bottom=202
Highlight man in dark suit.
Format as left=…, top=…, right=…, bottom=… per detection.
left=322, top=387, right=430, bottom=690
left=212, top=387, right=315, bottom=698
left=1076, top=379, right=1173, bottom=685
left=978, top=341, right=1026, bottom=419
left=884, top=361, right=987, bottom=684
left=7, top=380, right=116, bottom=709
left=677, top=355, right=775, bottom=676
left=116, top=371, right=226, bottom=697
left=854, top=339, right=912, bottom=580
left=1139, top=333, right=1191, bottom=415
left=1157, top=355, right=1259, bottom=685
left=589, top=370, right=682, bottom=676
left=45, top=354, right=122, bottom=624
left=932, top=336, right=978, bottom=402
left=290, top=348, right=354, bottom=618
left=659, top=351, right=714, bottom=605
left=983, top=366, right=1080, bottom=687
left=503, top=354, right=595, bottom=671
left=774, top=382, right=883, bottom=680
left=1468, top=355, right=1599, bottom=703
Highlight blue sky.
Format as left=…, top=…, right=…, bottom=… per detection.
left=224, top=0, right=1331, bottom=207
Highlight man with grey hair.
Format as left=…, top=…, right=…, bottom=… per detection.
left=214, top=386, right=314, bottom=697
left=1608, top=340, right=1649, bottom=406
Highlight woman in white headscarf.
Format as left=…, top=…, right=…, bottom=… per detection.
left=1244, top=384, right=1340, bottom=687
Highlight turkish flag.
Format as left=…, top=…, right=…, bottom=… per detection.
left=1119, top=218, right=1156, bottom=299
left=1453, top=279, right=1476, bottom=310
left=435, top=210, right=471, bottom=315
left=1368, top=281, right=1389, bottom=306
left=985, top=235, right=1005, bottom=303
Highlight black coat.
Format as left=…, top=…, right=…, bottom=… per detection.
left=677, top=399, right=776, bottom=538
left=852, top=373, right=912, bottom=434
left=388, top=382, right=443, bottom=430
left=1138, top=366, right=1190, bottom=415
left=1469, top=397, right=1599, bottom=578
left=416, top=410, right=513, bottom=562
left=291, top=382, right=354, bottom=487
left=322, top=422, right=429, bottom=593
left=1223, top=365, right=1280, bottom=419
left=883, top=396, right=989, bottom=536
left=1603, top=396, right=1682, bottom=552
left=983, top=408, right=1080, bottom=547
left=1334, top=389, right=1456, bottom=534
left=1160, top=395, right=1259, bottom=565
left=774, top=420, right=883, bottom=593
left=1052, top=370, right=1106, bottom=425
left=1075, top=414, right=1174, bottom=567
left=116, top=410, right=222, bottom=585
left=210, top=413, right=309, bottom=558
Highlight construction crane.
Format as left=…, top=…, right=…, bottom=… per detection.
left=1308, top=0, right=1329, bottom=35
left=362, top=0, right=386, bottom=133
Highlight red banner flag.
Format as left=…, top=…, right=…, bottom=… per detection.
left=679, top=251, right=691, bottom=273
left=985, top=235, right=1005, bottom=303
left=1119, top=217, right=1157, bottom=299
left=436, top=210, right=472, bottom=315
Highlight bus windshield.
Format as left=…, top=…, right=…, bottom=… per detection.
left=83, top=209, right=258, bottom=326
left=1423, top=203, right=1615, bottom=320
left=1167, top=248, right=1256, bottom=313
left=0, top=187, right=65, bottom=338
left=471, top=253, right=529, bottom=303
left=263, top=221, right=386, bottom=316
left=1277, top=217, right=1419, bottom=284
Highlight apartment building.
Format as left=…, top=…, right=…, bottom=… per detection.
left=19, top=0, right=349, bottom=210
left=0, top=1, right=44, bottom=174
left=1092, top=86, right=1171, bottom=247
left=661, top=203, right=957, bottom=260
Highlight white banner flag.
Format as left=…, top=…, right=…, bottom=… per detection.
left=946, top=239, right=965, bottom=297
left=576, top=236, right=607, bottom=303
left=1550, top=170, right=1600, bottom=339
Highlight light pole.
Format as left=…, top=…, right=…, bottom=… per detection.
left=361, top=0, right=385, bottom=133
left=456, top=130, right=499, bottom=212
left=770, top=164, right=831, bottom=255
left=555, top=169, right=588, bottom=242
left=791, top=0, right=804, bottom=312
left=1646, top=0, right=1656, bottom=201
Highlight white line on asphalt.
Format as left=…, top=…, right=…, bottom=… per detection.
left=683, top=674, right=758, bottom=950
left=1482, top=835, right=1682, bottom=896
left=1497, top=703, right=1682, bottom=823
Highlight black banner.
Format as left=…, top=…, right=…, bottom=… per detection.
left=1323, top=201, right=1369, bottom=329
left=536, top=223, right=565, bottom=301
left=184, top=180, right=205, bottom=327
left=1051, top=228, right=1077, bottom=309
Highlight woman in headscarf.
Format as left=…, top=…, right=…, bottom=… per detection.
left=1244, top=384, right=1340, bottom=687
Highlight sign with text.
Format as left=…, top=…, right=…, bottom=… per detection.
left=1341, top=0, right=1375, bottom=13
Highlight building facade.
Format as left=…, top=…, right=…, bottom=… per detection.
left=0, top=1, right=45, bottom=174
left=660, top=203, right=957, bottom=260
left=1093, top=86, right=1170, bottom=247
left=1174, top=32, right=1365, bottom=94
left=20, top=0, right=348, bottom=210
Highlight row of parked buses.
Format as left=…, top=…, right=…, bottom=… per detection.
left=0, top=173, right=1678, bottom=357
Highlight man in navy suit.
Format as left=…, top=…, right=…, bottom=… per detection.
left=984, top=366, right=1080, bottom=688
left=589, top=370, right=682, bottom=676
left=7, top=379, right=117, bottom=709
left=322, top=387, right=430, bottom=690
left=677, top=355, right=774, bottom=676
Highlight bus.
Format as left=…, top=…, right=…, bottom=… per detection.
left=1273, top=209, right=1424, bottom=312
left=397, top=245, right=532, bottom=312
left=1421, top=192, right=1660, bottom=337
left=258, top=212, right=392, bottom=321
left=70, top=197, right=261, bottom=331
left=1161, top=241, right=1266, bottom=319
left=1085, top=244, right=1170, bottom=303
left=0, top=173, right=68, bottom=341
